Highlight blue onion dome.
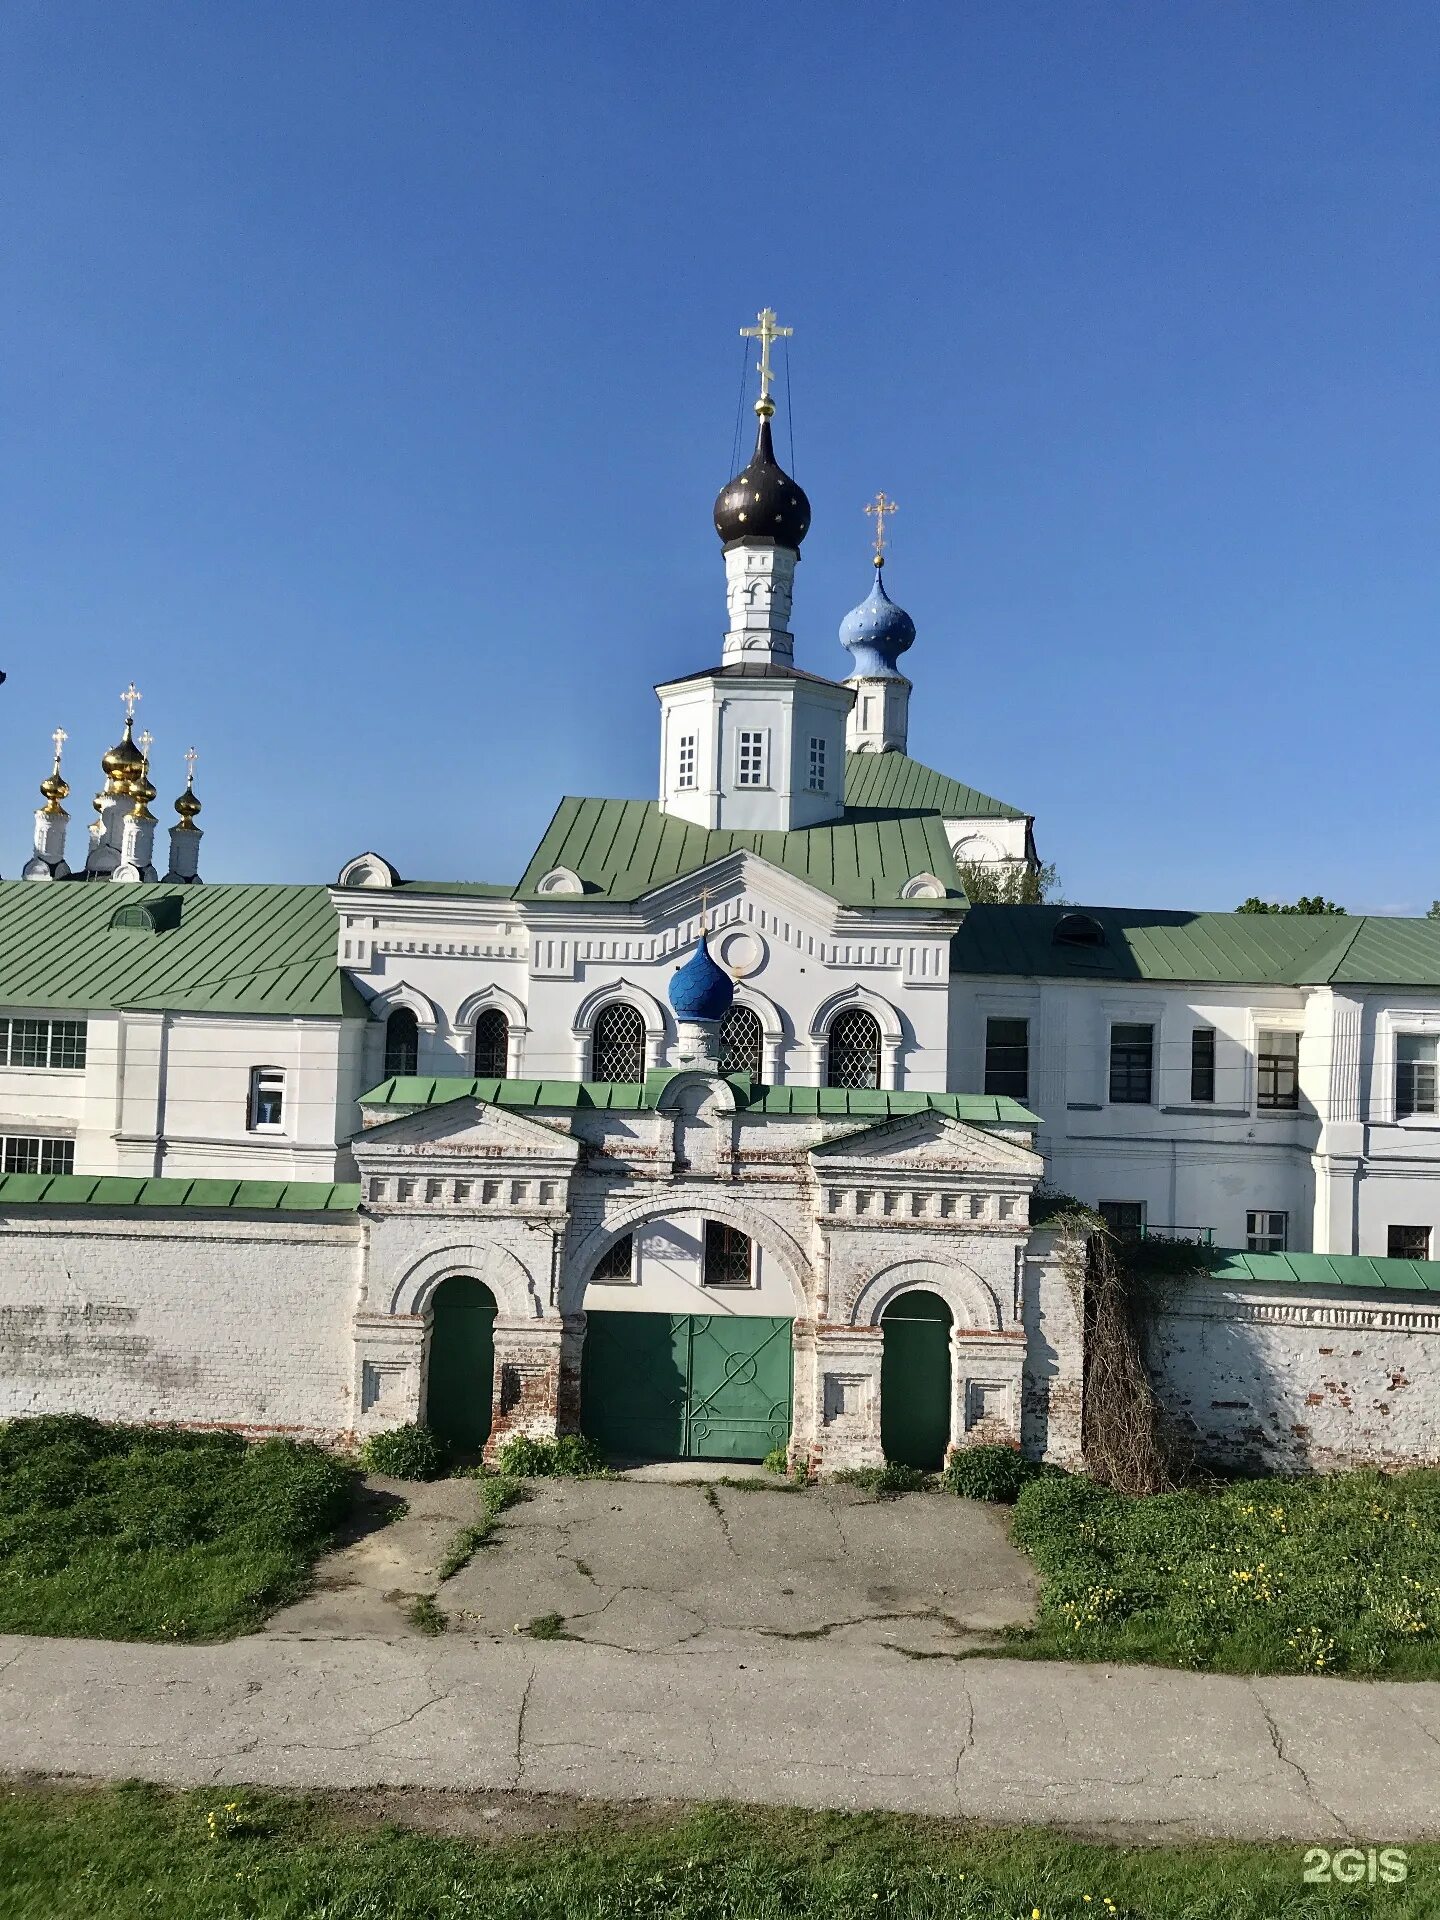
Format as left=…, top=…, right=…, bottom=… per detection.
left=839, top=563, right=916, bottom=677
left=713, top=415, right=811, bottom=550
left=668, top=933, right=735, bottom=1022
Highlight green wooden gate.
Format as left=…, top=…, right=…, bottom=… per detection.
left=426, top=1276, right=497, bottom=1450
left=880, top=1289, right=953, bottom=1470
left=581, top=1311, right=792, bottom=1463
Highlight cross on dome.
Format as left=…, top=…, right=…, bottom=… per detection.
left=740, top=307, right=793, bottom=415
left=120, top=682, right=142, bottom=720
left=864, top=491, right=898, bottom=566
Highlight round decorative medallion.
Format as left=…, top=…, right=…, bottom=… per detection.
left=717, top=927, right=766, bottom=978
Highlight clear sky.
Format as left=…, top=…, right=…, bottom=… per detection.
left=4, top=2, right=1438, bottom=910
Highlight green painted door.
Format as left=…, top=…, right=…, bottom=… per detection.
left=881, top=1289, right=953, bottom=1470
left=426, top=1276, right=497, bottom=1450
left=582, top=1312, right=793, bottom=1463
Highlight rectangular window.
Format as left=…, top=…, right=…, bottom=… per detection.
left=0, top=1017, right=87, bottom=1071
left=736, top=731, right=766, bottom=787
left=248, top=1067, right=286, bottom=1132
left=984, top=1017, right=1029, bottom=1100
left=1256, top=1030, right=1300, bottom=1111
left=0, top=1136, right=74, bottom=1175
left=1396, top=1034, right=1438, bottom=1119
left=1246, top=1209, right=1288, bottom=1253
left=592, top=1233, right=634, bottom=1283
left=1098, top=1201, right=1143, bottom=1238
left=704, top=1219, right=753, bottom=1287
left=1109, top=1024, right=1154, bottom=1104
left=1388, top=1224, right=1431, bottom=1260
left=1190, top=1027, right=1216, bottom=1103
left=807, top=735, right=826, bottom=792
left=676, top=734, right=697, bottom=790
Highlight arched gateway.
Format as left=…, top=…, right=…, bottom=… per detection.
left=424, top=1276, right=497, bottom=1449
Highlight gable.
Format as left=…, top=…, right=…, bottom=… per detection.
left=809, top=1109, right=1043, bottom=1179
left=355, top=1097, right=582, bottom=1164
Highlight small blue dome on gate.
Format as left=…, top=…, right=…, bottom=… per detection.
left=839, top=563, right=916, bottom=678
left=668, top=934, right=735, bottom=1022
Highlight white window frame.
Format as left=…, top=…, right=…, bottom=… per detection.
left=1246, top=1209, right=1288, bottom=1254
left=1395, top=1032, right=1439, bottom=1121
left=676, top=733, right=697, bottom=791
left=248, top=1066, right=287, bottom=1133
left=807, top=735, right=826, bottom=793
left=0, top=1134, right=75, bottom=1175
left=735, top=729, right=769, bottom=789
left=0, top=1016, right=88, bottom=1072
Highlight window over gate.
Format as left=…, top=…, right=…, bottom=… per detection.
left=719, top=1005, right=763, bottom=1079
left=591, top=1002, right=647, bottom=1083
left=473, top=1008, right=509, bottom=1079
left=825, top=1008, right=881, bottom=1089
left=383, top=1008, right=419, bottom=1078
left=703, top=1220, right=753, bottom=1287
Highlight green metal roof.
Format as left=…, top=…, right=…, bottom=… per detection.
left=841, top=751, right=1025, bottom=822
left=0, top=1173, right=361, bottom=1211
left=1209, top=1249, right=1440, bottom=1294
left=0, top=882, right=365, bottom=1018
left=360, top=1076, right=1039, bottom=1128
left=951, top=905, right=1440, bottom=989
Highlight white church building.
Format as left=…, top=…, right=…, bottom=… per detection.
left=4, top=311, right=1440, bottom=1474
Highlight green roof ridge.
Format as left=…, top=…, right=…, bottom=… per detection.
left=0, top=1173, right=360, bottom=1212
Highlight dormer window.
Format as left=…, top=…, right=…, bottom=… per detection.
left=736, top=731, right=768, bottom=787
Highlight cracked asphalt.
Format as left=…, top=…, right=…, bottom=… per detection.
left=3, top=1478, right=1438, bottom=1838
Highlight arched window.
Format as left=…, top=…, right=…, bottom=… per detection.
left=719, top=1005, right=763, bottom=1080
left=825, top=1008, right=881, bottom=1090
left=383, top=1007, right=419, bottom=1078
left=473, top=1008, right=509, bottom=1080
left=590, top=1002, right=647, bottom=1084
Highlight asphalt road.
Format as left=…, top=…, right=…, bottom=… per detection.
left=3, top=1631, right=1438, bottom=1840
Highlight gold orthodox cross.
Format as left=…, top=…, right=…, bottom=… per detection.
left=740, top=307, right=793, bottom=406
left=184, top=745, right=198, bottom=785
left=864, top=491, right=898, bottom=564
left=50, top=727, right=67, bottom=768
left=120, top=681, right=142, bottom=721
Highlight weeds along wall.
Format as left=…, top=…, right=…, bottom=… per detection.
left=0, top=1211, right=363, bottom=1439
left=1147, top=1275, right=1440, bottom=1472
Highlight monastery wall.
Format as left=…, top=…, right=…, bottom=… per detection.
left=0, top=1211, right=363, bottom=1438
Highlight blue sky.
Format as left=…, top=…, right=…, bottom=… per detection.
left=4, top=2, right=1438, bottom=910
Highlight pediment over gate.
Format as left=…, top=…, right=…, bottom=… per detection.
left=353, top=1097, right=583, bottom=1167
left=808, top=1111, right=1043, bottom=1182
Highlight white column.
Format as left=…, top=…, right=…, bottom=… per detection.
left=23, top=807, right=70, bottom=880
left=164, top=822, right=203, bottom=884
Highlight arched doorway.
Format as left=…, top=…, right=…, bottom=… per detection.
left=880, top=1289, right=953, bottom=1469
left=425, top=1276, right=497, bottom=1450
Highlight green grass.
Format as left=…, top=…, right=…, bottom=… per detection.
left=1009, top=1466, right=1440, bottom=1677
left=406, top=1594, right=447, bottom=1635
left=521, top=1609, right=572, bottom=1640
left=0, top=1783, right=1433, bottom=1918
left=436, top=1475, right=527, bottom=1579
left=0, top=1414, right=356, bottom=1642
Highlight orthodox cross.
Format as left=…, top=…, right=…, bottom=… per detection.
left=864, top=491, right=897, bottom=564
left=138, top=729, right=153, bottom=767
left=184, top=745, right=198, bottom=787
left=740, top=307, right=792, bottom=406
left=120, top=682, right=142, bottom=722
left=50, top=727, right=67, bottom=768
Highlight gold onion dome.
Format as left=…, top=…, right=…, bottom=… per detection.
left=39, top=768, right=69, bottom=813
left=175, top=782, right=201, bottom=824
left=102, top=715, right=146, bottom=791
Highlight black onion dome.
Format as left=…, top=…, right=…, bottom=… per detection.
left=713, top=416, right=811, bottom=549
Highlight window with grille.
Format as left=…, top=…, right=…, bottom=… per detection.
left=1, top=1135, right=74, bottom=1175
left=592, top=1233, right=634, bottom=1283
left=825, top=1008, right=882, bottom=1089
left=719, top=1005, right=763, bottom=1079
left=1098, top=1200, right=1143, bottom=1238
left=1256, top=1030, right=1300, bottom=1111
left=1246, top=1209, right=1288, bottom=1253
left=676, top=734, right=697, bottom=790
left=1388, top=1224, right=1431, bottom=1260
left=0, top=1018, right=87, bottom=1071
left=984, top=1017, right=1029, bottom=1099
left=704, top=1220, right=752, bottom=1287
left=590, top=1002, right=646, bottom=1083
left=808, top=735, right=826, bottom=792
left=736, top=730, right=766, bottom=787
left=473, top=1008, right=510, bottom=1079
left=1396, top=1034, right=1438, bottom=1118
left=248, top=1066, right=286, bottom=1131
left=383, top=1007, right=418, bottom=1078
left=1191, top=1027, right=1216, bottom=1102
left=1108, top=1024, right=1153, bottom=1104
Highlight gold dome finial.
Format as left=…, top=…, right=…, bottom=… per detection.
left=174, top=746, right=202, bottom=827
left=40, top=727, right=70, bottom=816
left=102, top=682, right=146, bottom=793
left=740, top=306, right=792, bottom=419
left=128, top=729, right=158, bottom=822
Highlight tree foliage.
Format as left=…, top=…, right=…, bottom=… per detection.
left=1234, top=895, right=1346, bottom=915
left=958, top=860, right=1059, bottom=905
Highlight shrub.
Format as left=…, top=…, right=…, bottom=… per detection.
left=359, top=1424, right=447, bottom=1482
left=493, top=1433, right=609, bottom=1478
left=762, top=1446, right=789, bottom=1477
left=942, top=1444, right=1054, bottom=1504
left=831, top=1462, right=933, bottom=1497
